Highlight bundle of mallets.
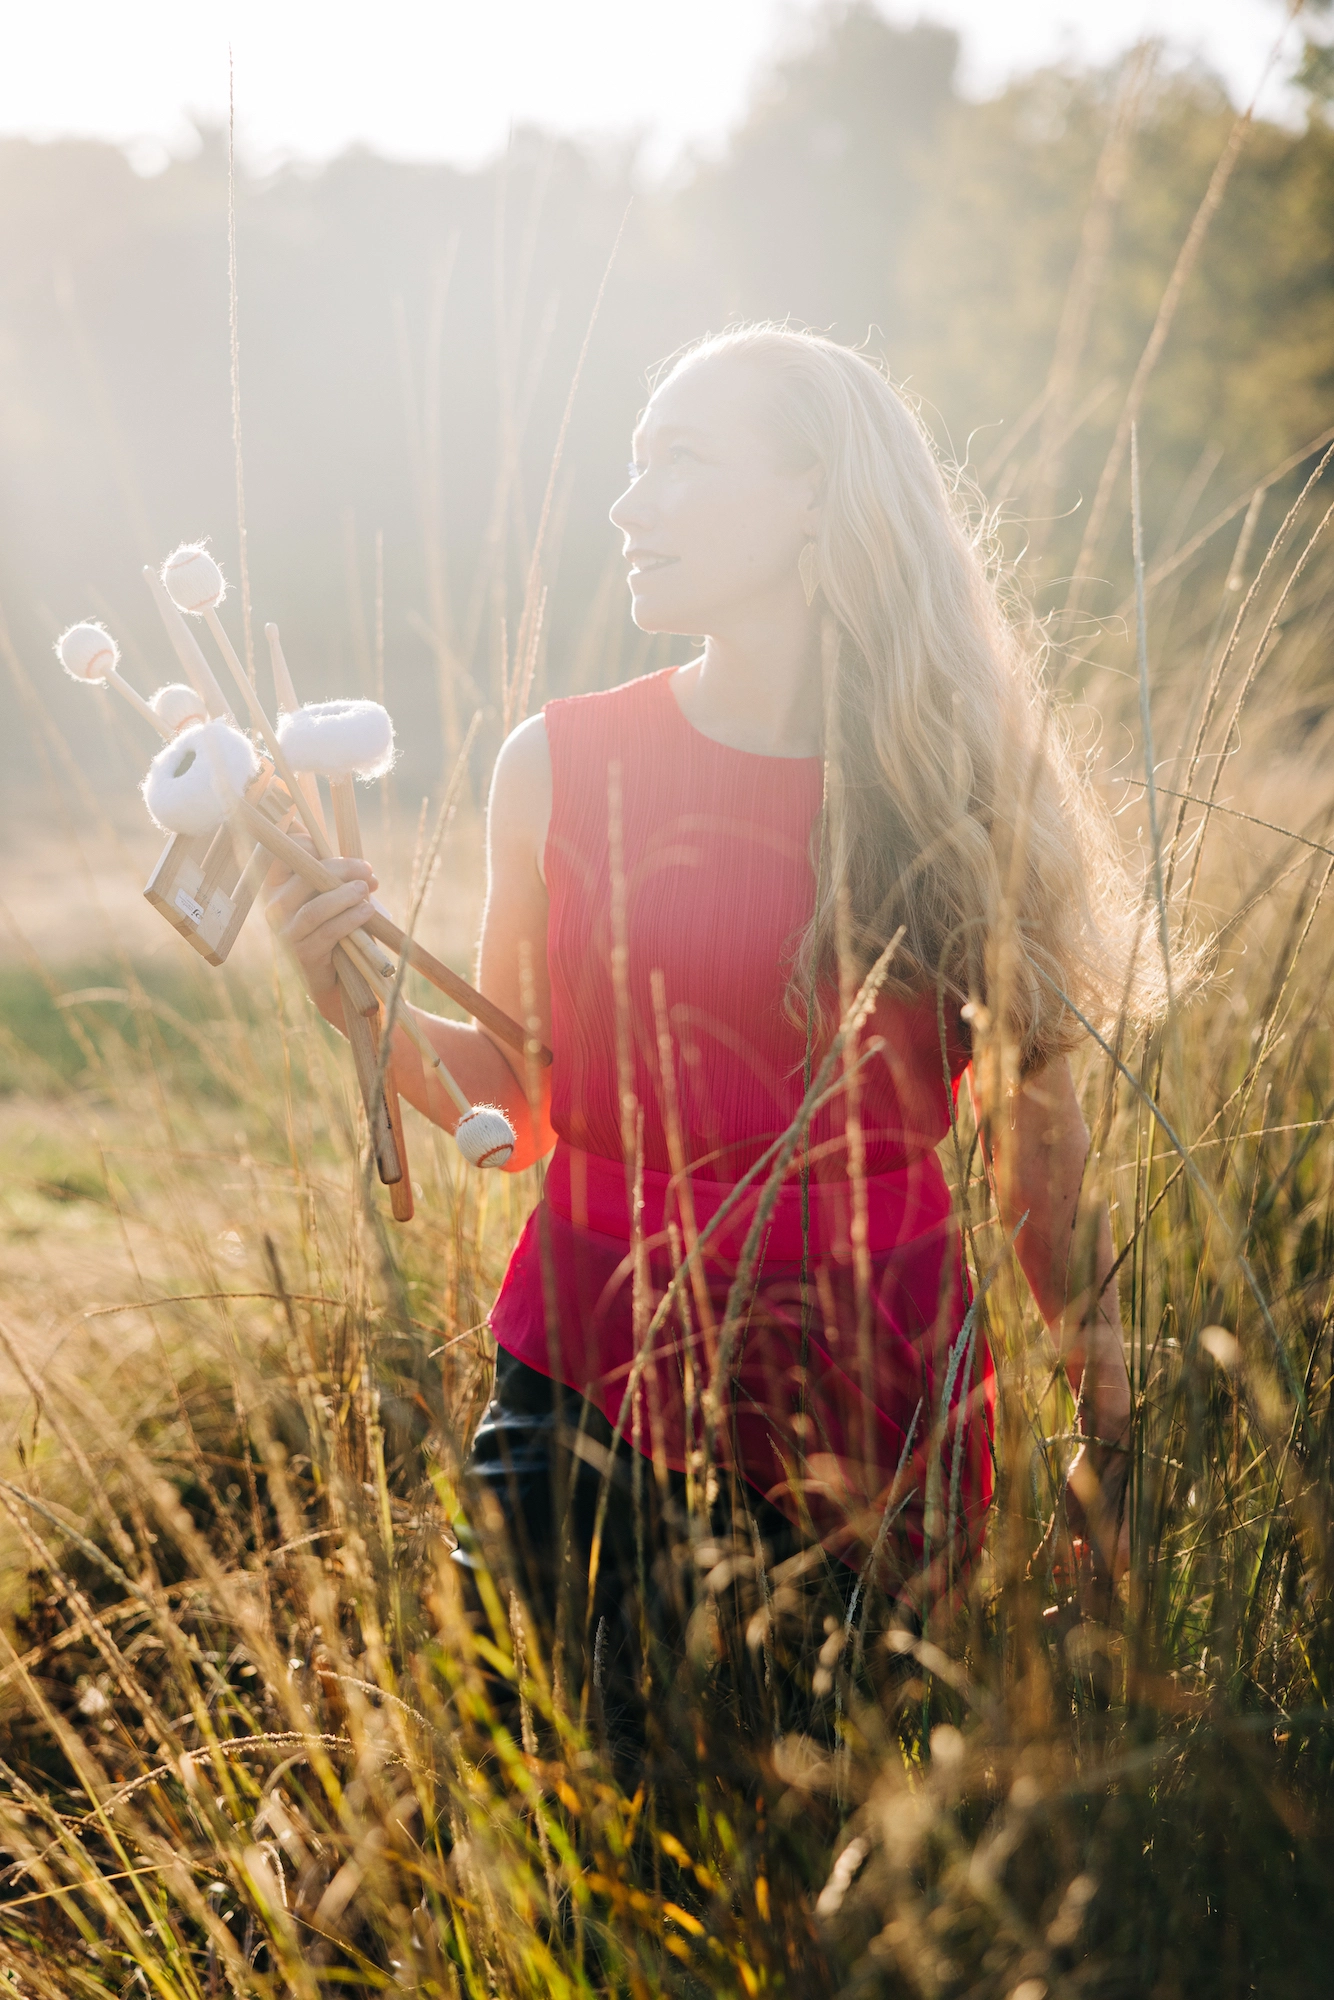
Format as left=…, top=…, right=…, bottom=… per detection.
left=56, top=544, right=542, bottom=1221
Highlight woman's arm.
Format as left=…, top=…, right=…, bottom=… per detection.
left=970, top=1055, right=1131, bottom=1578
left=264, top=713, right=556, bottom=1172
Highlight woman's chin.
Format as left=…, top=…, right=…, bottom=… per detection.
left=629, top=587, right=704, bottom=636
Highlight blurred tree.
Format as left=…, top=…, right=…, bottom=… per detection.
left=680, top=5, right=958, bottom=339
left=902, top=58, right=1334, bottom=596
left=1, top=4, right=1331, bottom=806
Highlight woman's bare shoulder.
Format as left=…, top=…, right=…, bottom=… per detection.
left=489, top=714, right=552, bottom=877
left=491, top=713, right=551, bottom=795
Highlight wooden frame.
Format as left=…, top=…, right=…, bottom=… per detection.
left=142, top=768, right=285, bottom=967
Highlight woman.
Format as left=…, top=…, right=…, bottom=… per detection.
left=267, top=326, right=1138, bottom=1703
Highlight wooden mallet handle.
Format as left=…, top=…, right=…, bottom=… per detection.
left=268, top=627, right=413, bottom=1220
left=364, top=911, right=550, bottom=1066
left=336, top=952, right=405, bottom=1188
left=107, top=669, right=172, bottom=738
left=266, top=624, right=328, bottom=841
left=142, top=566, right=234, bottom=720
left=328, top=773, right=413, bottom=1222
left=237, top=798, right=551, bottom=1066
left=330, top=774, right=361, bottom=863
left=366, top=1007, right=413, bottom=1220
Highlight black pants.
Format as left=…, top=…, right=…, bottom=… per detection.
left=458, top=1350, right=859, bottom=1772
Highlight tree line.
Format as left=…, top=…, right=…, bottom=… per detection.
left=1, top=4, right=1330, bottom=800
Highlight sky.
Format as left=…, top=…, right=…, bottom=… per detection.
left=0, top=1, right=1308, bottom=177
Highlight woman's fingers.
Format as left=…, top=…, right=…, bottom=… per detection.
left=264, top=855, right=377, bottom=930
left=263, top=856, right=381, bottom=1005
left=288, top=878, right=376, bottom=953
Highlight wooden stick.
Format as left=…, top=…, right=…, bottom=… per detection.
left=340, top=976, right=404, bottom=1185
left=346, top=1004, right=401, bottom=1171
left=266, top=621, right=298, bottom=714
left=266, top=624, right=327, bottom=841
left=328, top=774, right=413, bottom=1219
left=105, top=669, right=172, bottom=738
left=347, top=945, right=473, bottom=1117
left=235, top=797, right=550, bottom=1064
left=333, top=944, right=377, bottom=1017
left=329, top=774, right=361, bottom=864
left=266, top=624, right=411, bottom=1216
left=142, top=567, right=233, bottom=720
left=366, top=1009, right=414, bottom=1219
left=332, top=774, right=408, bottom=1192
left=362, top=913, right=552, bottom=1066
left=202, top=606, right=332, bottom=863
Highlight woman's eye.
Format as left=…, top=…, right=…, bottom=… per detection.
left=669, top=445, right=694, bottom=464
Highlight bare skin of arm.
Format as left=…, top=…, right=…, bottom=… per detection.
left=971, top=1056, right=1132, bottom=1581
left=263, top=714, right=556, bottom=1172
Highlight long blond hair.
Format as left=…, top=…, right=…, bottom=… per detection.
left=659, top=325, right=1159, bottom=1069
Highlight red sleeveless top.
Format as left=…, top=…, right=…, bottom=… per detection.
left=490, top=667, right=994, bottom=1569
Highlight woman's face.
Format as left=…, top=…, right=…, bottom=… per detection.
left=608, top=356, right=821, bottom=636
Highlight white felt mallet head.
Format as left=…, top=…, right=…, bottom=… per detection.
left=162, top=543, right=226, bottom=616
left=150, top=683, right=209, bottom=734
left=276, top=699, right=396, bottom=781
left=454, top=1105, right=517, bottom=1170
left=57, top=620, right=171, bottom=736
left=141, top=719, right=259, bottom=836
left=56, top=622, right=119, bottom=683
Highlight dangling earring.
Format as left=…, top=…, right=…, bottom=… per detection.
left=798, top=539, right=820, bottom=607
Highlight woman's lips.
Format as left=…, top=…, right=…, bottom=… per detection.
left=627, top=552, right=678, bottom=575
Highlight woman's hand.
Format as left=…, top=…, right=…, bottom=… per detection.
left=263, top=852, right=378, bottom=1014
left=973, top=1054, right=1134, bottom=1611
left=1064, top=1426, right=1130, bottom=1614
left=1065, top=1297, right=1132, bottom=1603
left=1060, top=1287, right=1132, bottom=1604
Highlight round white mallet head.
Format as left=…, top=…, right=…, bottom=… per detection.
left=141, top=719, right=259, bottom=836
left=276, top=699, right=396, bottom=781
left=162, top=543, right=226, bottom=615
left=454, top=1105, right=517, bottom=1170
left=150, top=683, right=209, bottom=734
left=56, top=622, right=119, bottom=684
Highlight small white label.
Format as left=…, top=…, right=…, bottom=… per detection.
left=200, top=891, right=233, bottom=947
left=174, top=888, right=205, bottom=924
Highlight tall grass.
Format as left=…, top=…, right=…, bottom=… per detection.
left=3, top=122, right=1334, bottom=1999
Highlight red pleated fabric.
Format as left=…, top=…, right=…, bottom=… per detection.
left=490, top=667, right=994, bottom=1569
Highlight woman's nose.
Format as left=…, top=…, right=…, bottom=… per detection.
left=609, top=476, right=652, bottom=534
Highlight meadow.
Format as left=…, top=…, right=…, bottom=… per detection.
left=3, top=19, right=1334, bottom=1998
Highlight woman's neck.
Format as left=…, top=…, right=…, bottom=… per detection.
left=672, top=617, right=824, bottom=758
